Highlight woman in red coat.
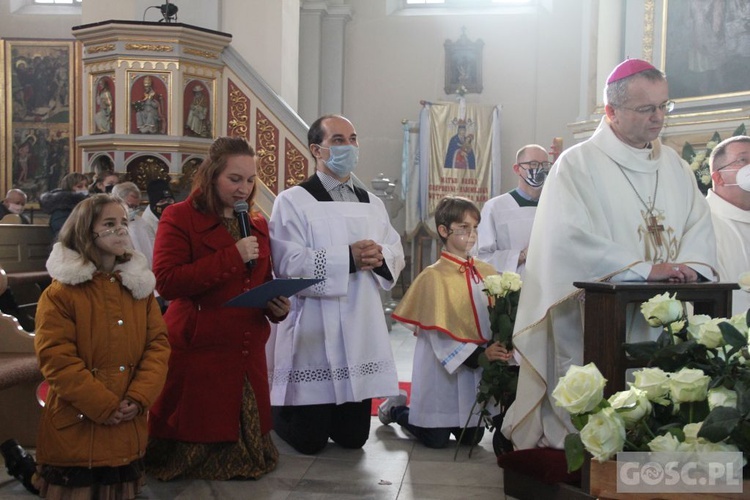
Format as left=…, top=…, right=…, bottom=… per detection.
left=145, top=137, right=289, bottom=480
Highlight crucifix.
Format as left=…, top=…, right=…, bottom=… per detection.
left=647, top=215, right=664, bottom=246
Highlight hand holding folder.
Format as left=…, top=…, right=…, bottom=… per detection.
left=224, top=278, right=323, bottom=308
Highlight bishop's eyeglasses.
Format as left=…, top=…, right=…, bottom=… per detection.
left=617, top=100, right=675, bottom=115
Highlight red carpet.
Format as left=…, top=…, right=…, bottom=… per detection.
left=371, top=381, right=411, bottom=416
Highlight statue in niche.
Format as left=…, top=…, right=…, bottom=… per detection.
left=93, top=77, right=114, bottom=134
left=184, top=83, right=211, bottom=138
left=132, top=75, right=166, bottom=134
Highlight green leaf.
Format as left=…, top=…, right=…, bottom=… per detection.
left=682, top=141, right=696, bottom=161
left=733, top=123, right=747, bottom=137
left=624, top=341, right=658, bottom=361
left=571, top=413, right=589, bottom=432
left=719, top=321, right=747, bottom=349
left=699, top=406, right=743, bottom=442
left=564, top=433, right=585, bottom=472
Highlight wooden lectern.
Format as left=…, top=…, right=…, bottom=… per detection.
left=573, top=282, right=739, bottom=397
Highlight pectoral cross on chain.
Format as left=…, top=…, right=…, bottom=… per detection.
left=647, top=215, right=664, bottom=246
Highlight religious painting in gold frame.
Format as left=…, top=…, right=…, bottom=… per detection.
left=444, top=28, right=483, bottom=96
left=656, top=0, right=750, bottom=105
left=1, top=39, right=76, bottom=206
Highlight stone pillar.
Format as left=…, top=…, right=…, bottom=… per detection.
left=298, top=0, right=351, bottom=122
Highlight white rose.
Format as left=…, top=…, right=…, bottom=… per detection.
left=580, top=407, right=626, bottom=462
left=701, top=173, right=712, bottom=186
left=690, top=160, right=701, bottom=172
left=706, top=141, right=719, bottom=150
left=695, top=152, right=707, bottom=163
left=707, top=386, right=737, bottom=411
left=630, top=367, right=670, bottom=404
left=608, top=387, right=652, bottom=429
left=728, top=313, right=749, bottom=339
left=691, top=317, right=726, bottom=349
left=648, top=433, right=680, bottom=452
left=669, top=368, right=710, bottom=403
left=640, top=293, right=683, bottom=327
left=669, top=320, right=685, bottom=333
left=499, top=272, right=522, bottom=294
left=687, top=314, right=711, bottom=337
left=683, top=422, right=703, bottom=443
left=483, top=275, right=505, bottom=297
left=552, top=363, right=607, bottom=415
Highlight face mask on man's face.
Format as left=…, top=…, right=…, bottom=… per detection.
left=319, top=145, right=359, bottom=177
left=721, top=164, right=750, bottom=192
left=525, top=168, right=547, bottom=188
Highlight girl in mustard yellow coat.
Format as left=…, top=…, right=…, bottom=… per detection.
left=32, top=194, right=170, bottom=499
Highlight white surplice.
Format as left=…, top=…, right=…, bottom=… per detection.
left=267, top=184, right=405, bottom=406
left=502, top=117, right=717, bottom=450
left=477, top=191, right=536, bottom=275
left=707, top=190, right=750, bottom=315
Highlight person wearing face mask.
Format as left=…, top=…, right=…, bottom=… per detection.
left=707, top=135, right=750, bottom=314
left=90, top=171, right=120, bottom=194
left=40, top=172, right=90, bottom=240
left=112, top=182, right=153, bottom=269
left=141, top=178, right=175, bottom=253
left=502, top=59, right=717, bottom=452
left=477, top=144, right=550, bottom=276
left=0, top=188, right=30, bottom=223
left=267, top=114, right=405, bottom=455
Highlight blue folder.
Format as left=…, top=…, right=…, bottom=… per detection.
left=223, top=278, right=323, bottom=308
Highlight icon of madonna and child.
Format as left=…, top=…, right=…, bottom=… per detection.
left=444, top=119, right=476, bottom=170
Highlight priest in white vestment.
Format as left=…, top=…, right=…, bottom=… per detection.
left=502, top=59, right=717, bottom=450
left=268, top=115, right=405, bottom=455
left=477, top=144, right=549, bottom=276
left=707, top=135, right=750, bottom=315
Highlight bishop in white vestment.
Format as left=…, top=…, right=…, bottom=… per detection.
left=502, top=60, right=717, bottom=451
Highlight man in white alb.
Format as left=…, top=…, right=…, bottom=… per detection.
left=502, top=59, right=717, bottom=450
left=477, top=144, right=549, bottom=275
left=707, top=135, right=750, bottom=314
left=267, top=114, right=405, bottom=455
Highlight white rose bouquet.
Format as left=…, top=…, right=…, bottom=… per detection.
left=557, top=293, right=750, bottom=472
left=456, top=272, right=521, bottom=459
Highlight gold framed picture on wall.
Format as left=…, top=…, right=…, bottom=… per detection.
left=1, top=39, right=77, bottom=206
left=444, top=29, right=484, bottom=96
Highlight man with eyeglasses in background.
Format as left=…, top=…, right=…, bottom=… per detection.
left=501, top=59, right=717, bottom=452
left=477, top=144, right=550, bottom=277
left=707, top=135, right=750, bottom=314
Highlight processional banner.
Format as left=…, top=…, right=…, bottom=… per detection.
left=425, top=101, right=498, bottom=223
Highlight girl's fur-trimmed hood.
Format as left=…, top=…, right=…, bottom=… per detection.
left=46, top=242, right=156, bottom=300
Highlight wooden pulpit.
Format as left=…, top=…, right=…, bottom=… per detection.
left=573, top=282, right=739, bottom=397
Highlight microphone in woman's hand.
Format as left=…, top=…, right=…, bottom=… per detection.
left=234, top=201, right=255, bottom=269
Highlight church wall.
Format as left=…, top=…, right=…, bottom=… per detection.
left=0, top=1, right=81, bottom=39
left=341, top=0, right=585, bottom=200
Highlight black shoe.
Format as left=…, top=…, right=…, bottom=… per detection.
left=1, top=439, right=40, bottom=495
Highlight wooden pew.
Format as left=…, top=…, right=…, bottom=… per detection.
left=0, top=224, right=52, bottom=322
left=0, top=313, right=42, bottom=447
